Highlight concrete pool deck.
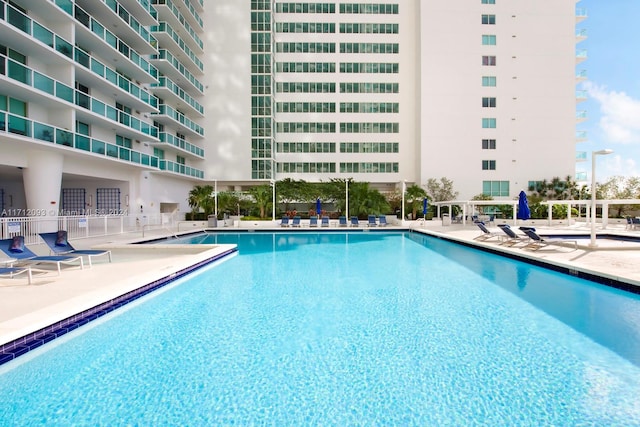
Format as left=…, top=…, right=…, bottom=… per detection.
left=1, top=221, right=639, bottom=349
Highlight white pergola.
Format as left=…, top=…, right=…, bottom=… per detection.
left=433, top=198, right=640, bottom=228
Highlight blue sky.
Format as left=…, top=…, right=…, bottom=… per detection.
left=578, top=0, right=640, bottom=181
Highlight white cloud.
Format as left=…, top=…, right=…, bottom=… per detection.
left=584, top=82, right=640, bottom=145
left=600, top=154, right=638, bottom=180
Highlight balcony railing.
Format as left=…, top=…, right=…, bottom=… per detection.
left=159, top=159, right=204, bottom=179
left=150, top=49, right=204, bottom=93
left=93, top=0, right=158, bottom=48
left=158, top=132, right=204, bottom=157
left=151, top=76, right=203, bottom=115
left=151, top=0, right=203, bottom=51
left=155, top=104, right=204, bottom=136
left=1, top=55, right=158, bottom=138
left=0, top=111, right=159, bottom=168
left=151, top=21, right=203, bottom=72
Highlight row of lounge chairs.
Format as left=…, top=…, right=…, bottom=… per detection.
left=474, top=222, right=577, bottom=251
left=0, top=231, right=112, bottom=285
left=281, top=215, right=388, bottom=227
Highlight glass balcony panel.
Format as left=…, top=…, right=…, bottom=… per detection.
left=92, top=99, right=106, bottom=115
left=119, top=147, right=130, bottom=161
left=74, top=6, right=90, bottom=28
left=7, top=6, right=30, bottom=33
left=118, top=76, right=130, bottom=91
left=105, top=31, right=118, bottom=49
left=54, top=0, right=74, bottom=15
left=105, top=68, right=118, bottom=85
left=150, top=156, right=158, bottom=167
left=76, top=92, right=90, bottom=109
left=75, top=49, right=90, bottom=68
left=118, top=112, right=130, bottom=127
left=91, top=59, right=105, bottom=77
left=8, top=61, right=31, bottom=85
left=92, top=139, right=106, bottom=154
left=106, top=143, right=119, bottom=158
left=91, top=19, right=105, bottom=38
left=7, top=115, right=30, bottom=136
left=141, top=154, right=150, bottom=166
left=106, top=106, right=118, bottom=121
left=33, top=72, right=55, bottom=95
left=0, top=112, right=5, bottom=131
left=55, top=82, right=74, bottom=102
left=118, top=42, right=130, bottom=58
left=131, top=151, right=140, bottom=163
left=106, top=0, right=118, bottom=12
left=56, top=129, right=73, bottom=146
left=55, top=36, right=73, bottom=58
left=75, top=135, right=91, bottom=151
left=33, top=22, right=54, bottom=48
left=34, top=123, right=54, bottom=142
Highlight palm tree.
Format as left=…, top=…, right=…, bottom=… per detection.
left=187, top=185, right=214, bottom=216
left=405, top=184, right=428, bottom=219
left=248, top=185, right=273, bottom=219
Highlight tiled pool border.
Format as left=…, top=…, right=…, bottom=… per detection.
left=415, top=230, right=640, bottom=295
left=0, top=247, right=237, bottom=366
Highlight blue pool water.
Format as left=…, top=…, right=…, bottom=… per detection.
left=1, top=231, right=640, bottom=425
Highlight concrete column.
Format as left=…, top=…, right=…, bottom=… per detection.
left=22, top=150, right=64, bottom=226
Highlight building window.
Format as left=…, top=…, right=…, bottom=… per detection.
left=483, top=181, right=509, bottom=197
left=482, top=76, right=497, bottom=87
left=482, top=139, right=496, bottom=149
left=96, top=188, right=121, bottom=212
left=482, top=35, right=496, bottom=45
left=482, top=97, right=496, bottom=108
left=482, top=160, right=496, bottom=170
left=61, top=188, right=86, bottom=215
left=482, top=14, right=496, bottom=24
left=482, top=0, right=496, bottom=4
left=482, top=118, right=497, bottom=128
left=482, top=56, right=497, bottom=66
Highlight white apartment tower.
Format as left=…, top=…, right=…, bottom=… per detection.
left=0, top=0, right=583, bottom=219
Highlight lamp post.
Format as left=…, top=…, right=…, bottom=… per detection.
left=589, top=149, right=613, bottom=248
left=401, top=180, right=407, bottom=224
left=213, top=179, right=218, bottom=218
left=270, top=179, right=276, bottom=221
left=345, top=179, right=349, bottom=220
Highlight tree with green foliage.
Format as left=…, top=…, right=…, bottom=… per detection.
left=405, top=184, right=428, bottom=219
left=187, top=185, right=214, bottom=215
left=346, top=181, right=390, bottom=218
left=248, top=185, right=273, bottom=219
left=425, top=177, right=458, bottom=202
left=598, top=176, right=640, bottom=217
left=216, top=191, right=241, bottom=218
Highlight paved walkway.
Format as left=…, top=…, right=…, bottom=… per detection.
left=1, top=221, right=639, bottom=348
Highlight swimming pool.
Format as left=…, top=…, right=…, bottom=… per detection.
left=1, top=232, right=640, bottom=425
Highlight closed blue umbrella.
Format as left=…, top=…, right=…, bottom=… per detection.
left=517, top=190, right=531, bottom=220
left=316, top=198, right=321, bottom=215
left=422, top=198, right=429, bottom=217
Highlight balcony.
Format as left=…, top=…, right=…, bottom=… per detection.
left=0, top=111, right=159, bottom=169
left=150, top=49, right=204, bottom=95
left=75, top=0, right=158, bottom=54
left=576, top=90, right=587, bottom=102
left=152, top=132, right=204, bottom=159
left=576, top=28, right=587, bottom=43
left=576, top=8, right=587, bottom=23
left=575, top=151, right=587, bottom=162
left=117, top=0, right=158, bottom=26
left=153, top=104, right=204, bottom=137
left=175, top=0, right=203, bottom=30
left=152, top=0, right=203, bottom=53
left=576, top=69, right=587, bottom=83
left=576, top=49, right=587, bottom=64
left=151, top=76, right=204, bottom=116
left=151, top=22, right=204, bottom=74
left=575, top=171, right=587, bottom=182
left=159, top=159, right=204, bottom=179
left=576, top=110, right=587, bottom=123
left=1, top=55, right=158, bottom=139
left=576, top=130, right=587, bottom=142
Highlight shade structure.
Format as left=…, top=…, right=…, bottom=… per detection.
left=517, top=191, right=531, bottom=220
left=422, top=198, right=429, bottom=216
left=316, top=198, right=321, bottom=215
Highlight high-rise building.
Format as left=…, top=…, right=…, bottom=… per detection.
left=0, top=0, right=583, bottom=220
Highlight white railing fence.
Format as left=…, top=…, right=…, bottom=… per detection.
left=0, top=213, right=179, bottom=245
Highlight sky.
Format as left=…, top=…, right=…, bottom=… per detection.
left=578, top=0, right=640, bottom=181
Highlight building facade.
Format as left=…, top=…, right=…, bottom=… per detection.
left=0, top=0, right=584, bottom=221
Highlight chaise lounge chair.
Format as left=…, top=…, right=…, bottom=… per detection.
left=378, top=215, right=388, bottom=227
left=350, top=216, right=362, bottom=227
left=0, top=236, right=84, bottom=274
left=320, top=216, right=330, bottom=227
left=519, top=228, right=577, bottom=251
left=473, top=221, right=501, bottom=241
left=497, top=224, right=528, bottom=247
left=291, top=216, right=301, bottom=227
left=0, top=266, right=33, bottom=285
left=368, top=215, right=377, bottom=227
left=39, top=231, right=112, bottom=267
left=338, top=216, right=348, bottom=227
left=280, top=216, right=290, bottom=227
left=309, top=216, right=318, bottom=227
